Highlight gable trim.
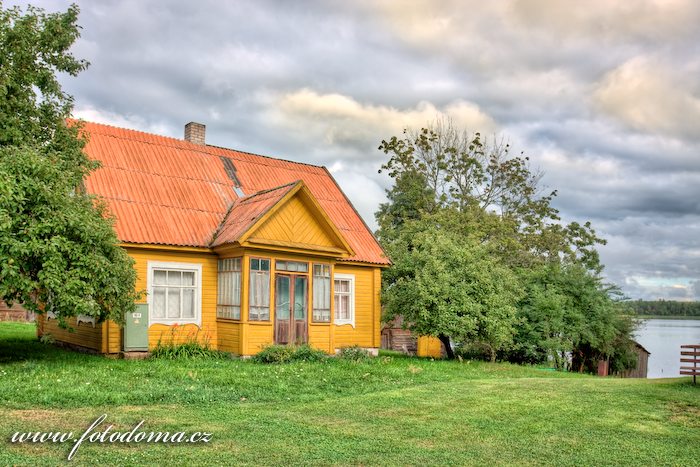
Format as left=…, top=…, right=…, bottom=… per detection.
left=236, top=181, right=355, bottom=257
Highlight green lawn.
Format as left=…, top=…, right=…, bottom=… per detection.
left=0, top=322, right=697, bottom=466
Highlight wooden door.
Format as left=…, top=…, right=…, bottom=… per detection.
left=275, top=274, right=308, bottom=345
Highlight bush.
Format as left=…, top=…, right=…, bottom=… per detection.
left=39, top=333, right=55, bottom=345
left=151, top=341, right=228, bottom=360
left=252, top=344, right=327, bottom=363
left=454, top=341, right=492, bottom=361
left=337, top=346, right=372, bottom=362
left=151, top=326, right=229, bottom=360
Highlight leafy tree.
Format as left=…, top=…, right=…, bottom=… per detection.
left=382, top=213, right=523, bottom=360
left=375, top=169, right=435, bottom=243
left=505, top=263, right=637, bottom=371
left=377, top=118, right=606, bottom=271
left=377, top=119, right=636, bottom=370
left=0, top=4, right=139, bottom=327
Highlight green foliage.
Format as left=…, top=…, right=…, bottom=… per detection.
left=152, top=327, right=227, bottom=360
left=38, top=332, right=54, bottom=345
left=629, top=300, right=700, bottom=317
left=377, top=119, right=634, bottom=370
left=252, top=344, right=328, bottom=364
left=0, top=4, right=138, bottom=325
left=0, top=146, right=140, bottom=325
left=0, top=4, right=91, bottom=183
left=377, top=118, right=606, bottom=271
left=504, top=263, right=638, bottom=371
left=151, top=341, right=228, bottom=360
left=337, top=345, right=372, bottom=362
left=382, top=214, right=523, bottom=360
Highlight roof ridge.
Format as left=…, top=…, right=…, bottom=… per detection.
left=239, top=181, right=300, bottom=202
left=209, top=181, right=299, bottom=247
left=77, top=119, right=327, bottom=173
left=205, top=143, right=326, bottom=170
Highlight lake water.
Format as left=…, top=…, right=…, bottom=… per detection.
left=634, top=318, right=700, bottom=378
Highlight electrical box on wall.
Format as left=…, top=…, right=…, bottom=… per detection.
left=124, top=303, right=149, bottom=352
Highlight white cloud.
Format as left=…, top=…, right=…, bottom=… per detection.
left=593, top=57, right=700, bottom=140
left=73, top=106, right=175, bottom=137
left=266, top=88, right=496, bottom=159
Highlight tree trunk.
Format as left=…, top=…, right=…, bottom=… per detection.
left=438, top=334, right=455, bottom=359
left=489, top=346, right=496, bottom=363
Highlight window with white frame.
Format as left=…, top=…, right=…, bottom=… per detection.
left=217, top=258, right=241, bottom=320
left=148, top=262, right=202, bottom=326
left=334, top=273, right=354, bottom=326
left=249, top=258, right=270, bottom=321
left=312, top=264, right=331, bottom=322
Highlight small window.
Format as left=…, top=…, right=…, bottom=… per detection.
left=276, top=260, right=309, bottom=273
left=148, top=262, right=202, bottom=326
left=217, top=258, right=241, bottom=320
left=249, top=258, right=270, bottom=321
left=334, top=273, right=355, bottom=327
left=312, top=264, right=331, bottom=322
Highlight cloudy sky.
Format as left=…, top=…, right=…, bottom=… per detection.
left=13, top=0, right=700, bottom=300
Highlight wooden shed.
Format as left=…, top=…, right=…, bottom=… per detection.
left=381, top=316, right=444, bottom=358
left=620, top=342, right=651, bottom=378
left=0, top=301, right=34, bottom=322
left=598, top=341, right=650, bottom=378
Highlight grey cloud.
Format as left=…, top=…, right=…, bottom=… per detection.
left=11, top=0, right=700, bottom=301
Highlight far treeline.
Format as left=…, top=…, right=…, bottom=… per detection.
left=629, top=300, right=700, bottom=317
left=376, top=119, right=638, bottom=374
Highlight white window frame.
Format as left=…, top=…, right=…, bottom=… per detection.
left=312, top=263, right=331, bottom=323
left=217, top=257, right=242, bottom=320
left=333, top=273, right=355, bottom=328
left=147, top=261, right=202, bottom=327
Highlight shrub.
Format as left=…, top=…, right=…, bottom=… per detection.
left=39, top=333, right=55, bottom=345
left=337, top=345, right=372, bottom=362
left=151, top=341, right=228, bottom=360
left=151, top=326, right=228, bottom=360
left=252, top=344, right=327, bottom=363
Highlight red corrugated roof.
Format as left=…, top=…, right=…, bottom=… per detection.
left=211, top=182, right=298, bottom=248
left=80, top=121, right=389, bottom=265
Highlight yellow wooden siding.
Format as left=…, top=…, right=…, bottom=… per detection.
left=332, top=264, right=379, bottom=350
left=217, top=321, right=241, bottom=354
left=308, top=324, right=331, bottom=353
left=127, top=247, right=219, bottom=350
left=37, top=242, right=381, bottom=356
left=37, top=314, right=103, bottom=351
left=245, top=323, right=274, bottom=355
left=248, top=196, right=339, bottom=250
left=107, top=320, right=121, bottom=354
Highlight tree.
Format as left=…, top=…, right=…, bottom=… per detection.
left=0, top=4, right=139, bottom=327
left=377, top=119, right=636, bottom=370
left=382, top=213, right=523, bottom=360
left=377, top=118, right=606, bottom=271
left=505, top=263, right=637, bottom=371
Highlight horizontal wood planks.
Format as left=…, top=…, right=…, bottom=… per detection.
left=680, top=344, right=699, bottom=383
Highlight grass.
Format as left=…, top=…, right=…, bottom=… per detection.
left=0, top=322, right=698, bottom=466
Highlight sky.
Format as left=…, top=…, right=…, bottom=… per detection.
left=12, top=0, right=700, bottom=301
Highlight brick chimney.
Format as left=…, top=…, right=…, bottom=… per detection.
left=184, top=122, right=206, bottom=145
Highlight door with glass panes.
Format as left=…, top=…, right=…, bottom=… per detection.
left=274, top=274, right=308, bottom=345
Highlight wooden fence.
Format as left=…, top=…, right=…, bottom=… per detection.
left=680, top=344, right=700, bottom=384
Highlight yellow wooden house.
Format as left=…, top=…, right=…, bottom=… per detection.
left=37, top=121, right=390, bottom=356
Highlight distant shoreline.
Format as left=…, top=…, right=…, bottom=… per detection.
left=633, top=315, right=700, bottom=320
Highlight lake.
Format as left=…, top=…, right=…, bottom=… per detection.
left=634, top=318, right=700, bottom=378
